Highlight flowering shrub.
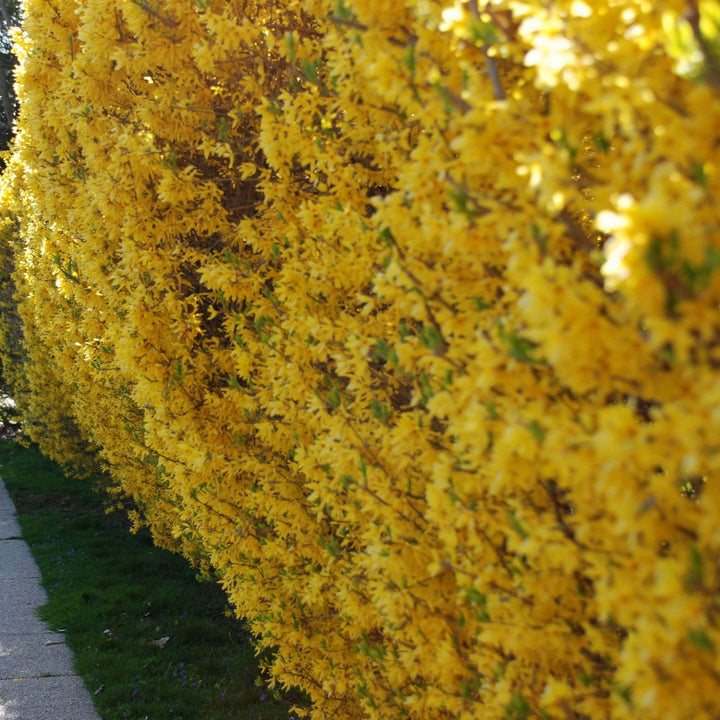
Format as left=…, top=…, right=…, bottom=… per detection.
left=1, top=1, right=719, bottom=719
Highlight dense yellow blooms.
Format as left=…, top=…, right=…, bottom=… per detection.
left=1, top=1, right=719, bottom=719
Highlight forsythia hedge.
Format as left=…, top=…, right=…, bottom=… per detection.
left=1, top=1, right=719, bottom=718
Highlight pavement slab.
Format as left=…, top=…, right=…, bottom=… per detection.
left=0, top=578, right=47, bottom=618
left=0, top=675, right=99, bottom=720
left=0, top=540, right=41, bottom=581
left=0, top=514, right=22, bottom=540
left=0, top=633, right=76, bottom=679
left=0, top=482, right=17, bottom=508
left=0, top=484, right=21, bottom=541
left=0, top=476, right=101, bottom=719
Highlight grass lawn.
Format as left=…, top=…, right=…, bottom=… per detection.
left=0, top=438, right=302, bottom=720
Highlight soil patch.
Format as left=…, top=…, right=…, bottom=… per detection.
left=11, top=490, right=91, bottom=516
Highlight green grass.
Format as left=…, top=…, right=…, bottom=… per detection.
left=0, top=438, right=302, bottom=720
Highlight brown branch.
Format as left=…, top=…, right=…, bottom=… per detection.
left=540, top=479, right=592, bottom=551
left=686, top=0, right=720, bottom=92
left=130, top=0, right=179, bottom=28
left=476, top=526, right=515, bottom=580
left=555, top=208, right=599, bottom=254
left=468, top=0, right=506, bottom=100
left=329, top=15, right=368, bottom=33
left=445, top=173, right=492, bottom=218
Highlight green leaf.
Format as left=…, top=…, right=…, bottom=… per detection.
left=285, top=31, right=297, bottom=63
left=339, top=475, right=355, bottom=489
left=579, top=670, right=598, bottom=686
left=532, top=222, right=549, bottom=255
left=318, top=534, right=341, bottom=558
left=300, top=57, right=320, bottom=84
left=370, top=399, right=390, bottom=422
left=468, top=18, right=499, bottom=45
left=550, top=127, right=578, bottom=161
left=449, top=187, right=476, bottom=218
left=419, top=324, right=444, bottom=353
left=334, top=0, right=354, bottom=21
left=403, top=44, right=416, bottom=77
left=173, top=358, right=185, bottom=382
left=498, top=322, right=541, bottom=363
left=418, top=371, right=435, bottom=403
left=218, top=116, right=229, bottom=141
left=687, top=628, right=715, bottom=651
left=686, top=544, right=704, bottom=591
left=326, top=385, right=341, bottom=409
left=692, top=160, right=709, bottom=189
left=507, top=509, right=528, bottom=539
left=374, top=338, right=398, bottom=365
left=505, top=692, right=531, bottom=720
left=464, top=587, right=490, bottom=621
left=378, top=226, right=393, bottom=247
left=485, top=399, right=498, bottom=420
left=592, top=132, right=611, bottom=153
left=527, top=420, right=546, bottom=443
left=612, top=683, right=632, bottom=706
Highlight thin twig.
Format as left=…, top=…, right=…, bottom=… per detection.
left=468, top=0, right=506, bottom=100
left=686, top=0, right=720, bottom=92
left=130, top=0, right=179, bottom=28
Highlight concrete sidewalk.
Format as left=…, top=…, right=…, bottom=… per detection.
left=0, top=478, right=101, bottom=720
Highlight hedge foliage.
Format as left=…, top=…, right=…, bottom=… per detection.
left=1, top=1, right=720, bottom=719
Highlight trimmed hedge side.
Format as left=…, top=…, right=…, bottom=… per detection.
left=2, top=2, right=720, bottom=719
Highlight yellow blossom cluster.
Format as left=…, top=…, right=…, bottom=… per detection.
left=1, top=1, right=719, bottom=719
